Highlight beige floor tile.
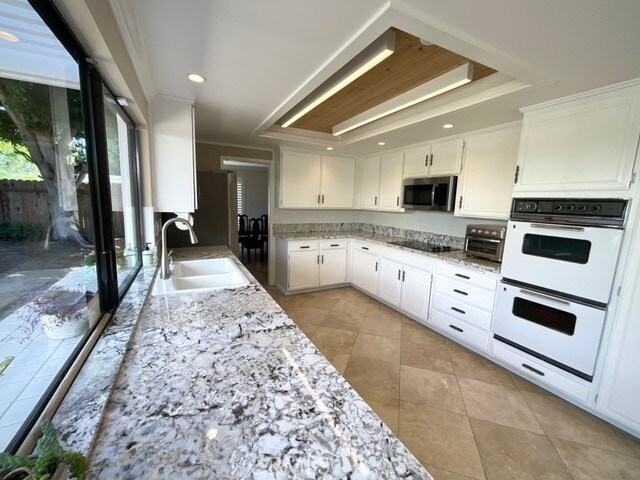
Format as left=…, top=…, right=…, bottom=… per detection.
left=458, top=378, right=543, bottom=434
left=399, top=401, right=485, bottom=479
left=400, top=365, right=465, bottom=414
left=287, top=305, right=329, bottom=325
left=309, top=326, right=358, bottom=353
left=366, top=301, right=402, bottom=318
left=426, top=465, right=479, bottom=480
left=360, top=313, right=402, bottom=339
left=522, top=391, right=638, bottom=456
left=401, top=339, right=454, bottom=375
left=551, top=437, right=640, bottom=480
left=341, top=287, right=371, bottom=302
left=321, top=310, right=364, bottom=333
left=332, top=297, right=370, bottom=317
left=352, top=333, right=401, bottom=363
left=470, top=418, right=572, bottom=480
left=343, top=355, right=400, bottom=399
left=358, top=391, right=399, bottom=435
left=293, top=318, right=321, bottom=338
left=447, top=346, right=515, bottom=388
left=323, top=351, right=351, bottom=375
left=297, top=293, right=337, bottom=311
left=402, top=317, right=448, bottom=347
left=507, top=371, right=553, bottom=396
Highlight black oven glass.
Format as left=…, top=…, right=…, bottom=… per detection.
left=512, top=297, right=577, bottom=335
left=404, top=184, right=433, bottom=207
left=466, top=238, right=498, bottom=256
left=522, top=234, right=591, bottom=264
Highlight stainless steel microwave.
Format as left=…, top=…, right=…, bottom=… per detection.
left=402, top=176, right=457, bottom=211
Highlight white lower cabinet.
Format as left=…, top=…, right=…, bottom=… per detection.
left=351, top=242, right=380, bottom=295
left=277, top=239, right=347, bottom=292
left=319, top=245, right=347, bottom=286
left=289, top=250, right=321, bottom=291
left=429, top=262, right=498, bottom=352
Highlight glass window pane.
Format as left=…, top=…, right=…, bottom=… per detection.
left=0, top=0, right=101, bottom=451
left=104, top=90, right=141, bottom=293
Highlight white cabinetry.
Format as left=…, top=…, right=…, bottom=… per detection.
left=351, top=241, right=379, bottom=295
left=280, top=150, right=355, bottom=208
left=429, top=262, right=498, bottom=352
left=151, top=96, right=196, bottom=213
left=378, top=247, right=434, bottom=323
left=357, top=152, right=404, bottom=211
left=276, top=238, right=347, bottom=292
left=514, top=81, right=640, bottom=196
left=403, top=138, right=464, bottom=178
left=455, top=123, right=521, bottom=219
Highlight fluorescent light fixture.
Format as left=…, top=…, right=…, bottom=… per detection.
left=326, top=147, right=334, bottom=151
left=333, top=63, right=474, bottom=136
left=377, top=141, right=386, bottom=146
left=188, top=73, right=206, bottom=83
left=281, top=30, right=396, bottom=128
left=0, top=31, right=19, bottom=42
left=442, top=123, right=454, bottom=129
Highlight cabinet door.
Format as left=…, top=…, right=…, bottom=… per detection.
left=456, top=124, right=521, bottom=219
left=359, top=156, right=381, bottom=209
left=403, top=145, right=430, bottom=178
left=351, top=250, right=379, bottom=295
left=400, top=265, right=431, bottom=321
left=378, top=151, right=404, bottom=211
left=280, top=151, right=321, bottom=208
left=289, top=251, right=319, bottom=290
left=320, top=155, right=355, bottom=208
left=429, top=138, right=463, bottom=176
left=514, top=87, right=640, bottom=193
left=151, top=97, right=196, bottom=213
left=319, top=249, right=347, bottom=286
left=378, top=257, right=402, bottom=307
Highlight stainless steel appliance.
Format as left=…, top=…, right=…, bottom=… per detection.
left=464, top=224, right=506, bottom=262
left=494, top=197, right=628, bottom=381
left=402, top=176, right=457, bottom=212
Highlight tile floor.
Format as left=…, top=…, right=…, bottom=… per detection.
left=246, top=259, right=640, bottom=480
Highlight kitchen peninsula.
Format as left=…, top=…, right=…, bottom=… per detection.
left=86, top=247, right=431, bottom=479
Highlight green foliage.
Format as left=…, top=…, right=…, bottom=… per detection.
left=0, top=140, right=39, bottom=180
left=0, top=223, right=46, bottom=241
left=0, top=420, right=89, bottom=480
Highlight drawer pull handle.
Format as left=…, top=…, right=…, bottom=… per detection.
left=522, top=363, right=545, bottom=377
left=330, top=244, right=340, bottom=247
left=449, top=324, right=464, bottom=333
left=453, top=289, right=468, bottom=296
left=451, top=307, right=466, bottom=315
left=362, top=246, right=369, bottom=250
left=455, top=273, right=470, bottom=280
left=300, top=246, right=310, bottom=249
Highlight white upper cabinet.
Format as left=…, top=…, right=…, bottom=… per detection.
left=151, top=96, right=197, bottom=213
left=403, top=138, right=464, bottom=178
left=358, top=152, right=404, bottom=212
left=280, top=149, right=354, bottom=209
left=456, top=123, right=521, bottom=219
left=514, top=81, right=640, bottom=196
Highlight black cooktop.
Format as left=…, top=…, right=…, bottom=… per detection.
left=389, top=239, right=461, bottom=253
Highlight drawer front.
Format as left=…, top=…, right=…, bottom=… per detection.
left=432, top=291, right=492, bottom=331
left=434, top=275, right=496, bottom=311
left=437, top=262, right=498, bottom=291
left=352, top=241, right=379, bottom=256
left=289, top=240, right=319, bottom=251
left=320, top=239, right=347, bottom=250
left=491, top=340, right=590, bottom=403
left=430, top=308, right=489, bottom=351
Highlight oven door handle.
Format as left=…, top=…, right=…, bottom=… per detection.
left=530, top=223, right=585, bottom=232
left=519, top=288, right=571, bottom=306
left=430, top=185, right=436, bottom=207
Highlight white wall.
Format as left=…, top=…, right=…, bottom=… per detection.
left=236, top=168, right=268, bottom=220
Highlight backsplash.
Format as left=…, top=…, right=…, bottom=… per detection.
left=272, top=222, right=465, bottom=248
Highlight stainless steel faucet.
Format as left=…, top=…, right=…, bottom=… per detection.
left=161, top=217, right=199, bottom=279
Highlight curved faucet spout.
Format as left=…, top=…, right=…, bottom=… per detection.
left=161, top=217, right=198, bottom=279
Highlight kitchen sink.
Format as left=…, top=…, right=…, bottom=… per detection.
left=151, top=258, right=250, bottom=296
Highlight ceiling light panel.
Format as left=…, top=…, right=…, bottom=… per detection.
left=280, top=30, right=396, bottom=128
left=333, top=63, right=473, bottom=135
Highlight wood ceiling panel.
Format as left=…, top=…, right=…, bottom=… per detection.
left=278, top=29, right=496, bottom=134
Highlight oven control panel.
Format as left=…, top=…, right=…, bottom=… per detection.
left=511, top=198, right=628, bottom=226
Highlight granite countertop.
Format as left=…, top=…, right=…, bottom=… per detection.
left=88, top=246, right=432, bottom=479
left=276, top=231, right=501, bottom=274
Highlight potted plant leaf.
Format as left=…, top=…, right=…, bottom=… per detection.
left=0, top=421, right=89, bottom=479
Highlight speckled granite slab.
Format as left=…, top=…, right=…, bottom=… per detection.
left=88, top=247, right=432, bottom=479
left=276, top=230, right=500, bottom=274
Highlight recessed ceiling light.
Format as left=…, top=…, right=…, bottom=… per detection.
left=442, top=123, right=454, bottom=129
left=188, top=73, right=206, bottom=83
left=0, top=31, right=19, bottom=42
left=377, top=141, right=386, bottom=146
left=326, top=147, right=334, bottom=151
